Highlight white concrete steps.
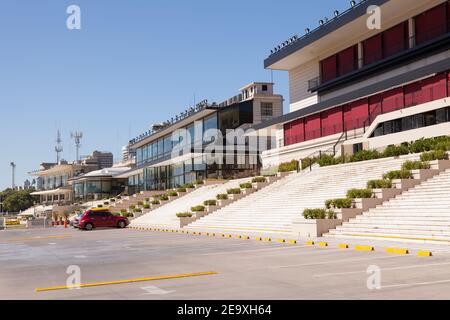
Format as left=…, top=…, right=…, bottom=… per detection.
left=326, top=168, right=450, bottom=243
left=130, top=178, right=250, bottom=229
left=186, top=154, right=421, bottom=234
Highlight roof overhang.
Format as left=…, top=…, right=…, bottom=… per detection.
left=264, top=0, right=443, bottom=70
left=130, top=108, right=218, bottom=149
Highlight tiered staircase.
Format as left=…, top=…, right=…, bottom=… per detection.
left=186, top=154, right=421, bottom=235
left=326, top=165, right=450, bottom=244
left=110, top=191, right=158, bottom=214
left=130, top=178, right=250, bottom=229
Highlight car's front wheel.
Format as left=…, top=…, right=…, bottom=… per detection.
left=84, top=223, right=94, bottom=231
left=117, top=221, right=126, bottom=229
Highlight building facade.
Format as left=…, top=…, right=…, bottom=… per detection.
left=252, top=0, right=450, bottom=168
left=120, top=82, right=283, bottom=194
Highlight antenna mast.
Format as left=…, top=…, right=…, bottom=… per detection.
left=55, top=130, right=63, bottom=164
left=71, top=131, right=83, bottom=162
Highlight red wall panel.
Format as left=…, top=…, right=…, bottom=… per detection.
left=363, top=34, right=382, bottom=65
left=369, top=94, right=383, bottom=123
left=321, top=55, right=337, bottom=83
left=321, top=107, right=343, bottom=137
left=404, top=81, right=422, bottom=107
left=284, top=119, right=305, bottom=146
left=383, top=22, right=407, bottom=58
left=421, top=73, right=447, bottom=103
left=304, top=114, right=321, bottom=141
left=415, top=3, right=447, bottom=45
left=382, top=87, right=404, bottom=113
left=337, top=45, right=357, bottom=76
left=344, top=99, right=369, bottom=130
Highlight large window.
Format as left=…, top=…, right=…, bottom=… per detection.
left=370, top=107, right=450, bottom=138
left=261, top=102, right=274, bottom=117
left=203, top=113, right=218, bottom=143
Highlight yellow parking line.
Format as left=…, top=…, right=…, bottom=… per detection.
left=7, top=235, right=71, bottom=242
left=36, top=271, right=218, bottom=292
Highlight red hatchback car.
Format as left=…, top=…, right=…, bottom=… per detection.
left=74, top=208, right=129, bottom=231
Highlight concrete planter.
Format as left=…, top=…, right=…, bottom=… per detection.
left=373, top=188, right=402, bottom=201
left=292, top=218, right=342, bottom=238
left=392, top=179, right=421, bottom=191
left=265, top=176, right=279, bottom=184
left=193, top=211, right=207, bottom=219
left=411, top=169, right=440, bottom=181
left=278, top=171, right=295, bottom=178
left=168, top=196, right=179, bottom=201
left=217, top=199, right=233, bottom=207
left=252, top=182, right=269, bottom=190
left=430, top=159, right=450, bottom=171
left=335, top=208, right=363, bottom=222
left=353, top=198, right=383, bottom=211
left=228, top=194, right=243, bottom=201
left=206, top=205, right=218, bottom=214
left=241, top=188, right=255, bottom=196
left=179, top=216, right=195, bottom=228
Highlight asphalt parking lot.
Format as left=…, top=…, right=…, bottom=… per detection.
left=2, top=227, right=450, bottom=300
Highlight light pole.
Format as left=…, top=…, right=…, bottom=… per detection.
left=10, top=162, right=16, bottom=190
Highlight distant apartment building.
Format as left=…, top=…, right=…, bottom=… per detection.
left=250, top=0, right=450, bottom=168
left=118, top=82, right=283, bottom=194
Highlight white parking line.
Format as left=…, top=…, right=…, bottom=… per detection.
left=269, top=254, right=407, bottom=269
left=382, top=279, right=450, bottom=289
left=314, top=261, right=450, bottom=278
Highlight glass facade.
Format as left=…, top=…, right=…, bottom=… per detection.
left=73, top=179, right=126, bottom=201
left=131, top=102, right=261, bottom=191
left=371, top=107, right=450, bottom=138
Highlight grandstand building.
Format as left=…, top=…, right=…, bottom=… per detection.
left=119, top=82, right=283, bottom=194
left=252, top=0, right=450, bottom=169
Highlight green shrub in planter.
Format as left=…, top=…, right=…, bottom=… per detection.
left=346, top=189, right=374, bottom=199
left=251, top=177, right=267, bottom=183
left=120, top=209, right=127, bottom=214
left=134, top=208, right=142, bottom=213
left=325, top=198, right=353, bottom=209
left=184, top=183, right=195, bottom=189
left=129, top=205, right=136, bottom=210
left=402, top=160, right=430, bottom=171
left=191, top=205, right=205, bottom=212
left=279, top=160, right=299, bottom=172
left=144, top=197, right=150, bottom=202
left=409, top=138, right=434, bottom=153
left=143, top=204, right=150, bottom=209
left=216, top=194, right=228, bottom=200
left=367, top=179, right=393, bottom=189
left=116, top=196, right=122, bottom=200
left=421, top=150, right=448, bottom=162
left=383, top=144, right=410, bottom=157
left=317, top=154, right=344, bottom=167
left=103, top=202, right=109, bottom=205
left=383, top=170, right=413, bottom=180
left=97, top=204, right=103, bottom=208
left=204, top=199, right=217, bottom=206
left=160, top=195, right=169, bottom=201
left=151, top=200, right=160, bottom=205
left=168, top=191, right=178, bottom=197
left=240, top=183, right=253, bottom=189
left=177, top=188, right=187, bottom=193
left=227, top=188, right=241, bottom=195
left=110, top=199, right=116, bottom=203
left=176, top=212, right=193, bottom=218
left=137, top=201, right=144, bottom=206
left=350, top=150, right=381, bottom=163
left=303, top=208, right=336, bottom=220
left=301, top=157, right=318, bottom=170
left=195, top=179, right=204, bottom=185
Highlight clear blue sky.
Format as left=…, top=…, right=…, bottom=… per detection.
left=0, top=0, right=349, bottom=190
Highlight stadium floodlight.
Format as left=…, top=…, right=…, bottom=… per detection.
left=350, top=1, right=356, bottom=7
left=334, top=10, right=340, bottom=17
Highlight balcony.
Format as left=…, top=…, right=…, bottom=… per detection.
left=309, top=26, right=450, bottom=93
